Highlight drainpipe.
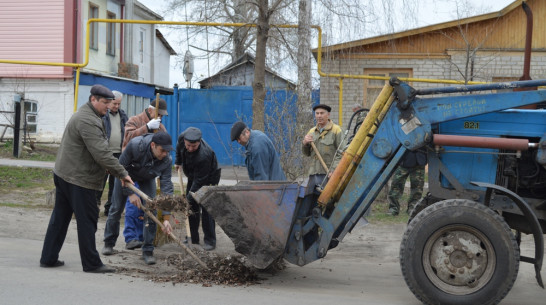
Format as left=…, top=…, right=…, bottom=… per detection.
left=120, top=3, right=124, bottom=63
left=73, top=0, right=78, bottom=63
left=516, top=1, right=537, bottom=109
left=520, top=1, right=533, bottom=81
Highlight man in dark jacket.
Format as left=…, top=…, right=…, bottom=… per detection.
left=388, top=149, right=428, bottom=216
left=118, top=98, right=169, bottom=249
left=100, top=90, right=129, bottom=216
left=230, top=121, right=286, bottom=181
left=175, top=127, right=221, bottom=251
left=40, top=84, right=133, bottom=273
left=102, top=132, right=174, bottom=265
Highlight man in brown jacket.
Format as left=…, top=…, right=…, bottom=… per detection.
left=40, top=84, right=134, bottom=273
left=122, top=98, right=168, bottom=150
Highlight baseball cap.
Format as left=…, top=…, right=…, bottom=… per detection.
left=151, top=132, right=174, bottom=151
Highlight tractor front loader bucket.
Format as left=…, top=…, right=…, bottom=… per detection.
left=192, top=181, right=300, bottom=269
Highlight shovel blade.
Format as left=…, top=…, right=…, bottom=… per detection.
left=192, top=182, right=300, bottom=269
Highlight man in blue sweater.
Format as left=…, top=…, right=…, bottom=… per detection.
left=230, top=121, right=286, bottom=181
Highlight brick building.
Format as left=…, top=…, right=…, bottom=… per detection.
left=315, top=0, right=546, bottom=128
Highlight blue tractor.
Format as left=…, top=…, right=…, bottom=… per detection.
left=194, top=78, right=546, bottom=305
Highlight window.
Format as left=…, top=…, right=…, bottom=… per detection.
left=363, top=69, right=412, bottom=108
left=24, top=100, right=38, bottom=134
left=89, top=4, right=99, bottom=50
left=106, top=11, right=116, bottom=55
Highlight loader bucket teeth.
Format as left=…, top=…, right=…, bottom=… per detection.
left=192, top=182, right=300, bottom=269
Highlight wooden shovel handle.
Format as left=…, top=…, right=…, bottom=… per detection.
left=310, top=142, right=329, bottom=173
left=177, top=168, right=192, bottom=243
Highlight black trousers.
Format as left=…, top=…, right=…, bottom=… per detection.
left=40, top=174, right=103, bottom=271
left=187, top=183, right=216, bottom=246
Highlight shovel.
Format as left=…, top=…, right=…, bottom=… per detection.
left=126, top=183, right=208, bottom=269
left=177, top=168, right=192, bottom=243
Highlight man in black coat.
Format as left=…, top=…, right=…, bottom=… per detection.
left=175, top=127, right=221, bottom=251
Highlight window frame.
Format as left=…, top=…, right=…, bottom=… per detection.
left=89, top=3, right=99, bottom=50
left=23, top=100, right=38, bottom=134
left=106, top=11, right=116, bottom=56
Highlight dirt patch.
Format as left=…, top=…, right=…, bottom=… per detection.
left=112, top=247, right=264, bottom=286
left=149, top=194, right=188, bottom=212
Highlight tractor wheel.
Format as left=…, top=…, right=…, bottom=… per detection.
left=400, top=199, right=519, bottom=305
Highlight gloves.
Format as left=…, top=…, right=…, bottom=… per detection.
left=147, top=118, right=161, bottom=130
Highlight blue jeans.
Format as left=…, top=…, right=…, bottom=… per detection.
left=103, top=178, right=157, bottom=254
left=124, top=201, right=144, bottom=242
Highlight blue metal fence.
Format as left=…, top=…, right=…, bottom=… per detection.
left=162, top=86, right=319, bottom=166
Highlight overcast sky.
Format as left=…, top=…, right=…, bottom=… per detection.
left=137, top=0, right=515, bottom=87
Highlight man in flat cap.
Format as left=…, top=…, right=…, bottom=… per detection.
left=102, top=131, right=174, bottom=265
left=40, top=84, right=134, bottom=273
left=175, top=127, right=221, bottom=251
left=230, top=121, right=286, bottom=181
left=122, top=98, right=168, bottom=149
left=302, top=104, right=343, bottom=192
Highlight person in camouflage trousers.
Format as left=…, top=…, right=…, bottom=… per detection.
left=388, top=149, right=427, bottom=216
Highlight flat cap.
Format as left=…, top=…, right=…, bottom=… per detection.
left=150, top=98, right=168, bottom=116
left=90, top=84, right=115, bottom=99
left=182, top=127, right=202, bottom=142
left=312, top=104, right=331, bottom=112
left=151, top=131, right=174, bottom=151
left=230, top=121, right=247, bottom=141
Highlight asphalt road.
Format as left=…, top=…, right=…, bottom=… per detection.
left=0, top=205, right=544, bottom=305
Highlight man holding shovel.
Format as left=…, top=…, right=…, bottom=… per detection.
left=302, top=104, right=343, bottom=193
left=40, top=84, right=134, bottom=273
left=175, top=127, right=221, bottom=251
left=119, top=98, right=168, bottom=249
left=102, top=131, right=174, bottom=265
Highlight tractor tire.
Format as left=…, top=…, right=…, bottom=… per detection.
left=400, top=199, right=519, bottom=305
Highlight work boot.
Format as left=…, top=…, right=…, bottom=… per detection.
left=101, top=245, right=117, bottom=256
left=388, top=208, right=399, bottom=216
left=126, top=240, right=143, bottom=250
left=85, top=264, right=116, bottom=273
left=40, top=260, right=65, bottom=268
left=203, top=243, right=216, bottom=251
left=143, top=252, right=156, bottom=265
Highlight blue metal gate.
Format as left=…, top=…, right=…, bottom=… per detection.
left=162, top=86, right=318, bottom=166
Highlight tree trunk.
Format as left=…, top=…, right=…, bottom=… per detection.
left=297, top=0, right=312, bottom=124
left=252, top=0, right=269, bottom=132
left=232, top=0, right=247, bottom=61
